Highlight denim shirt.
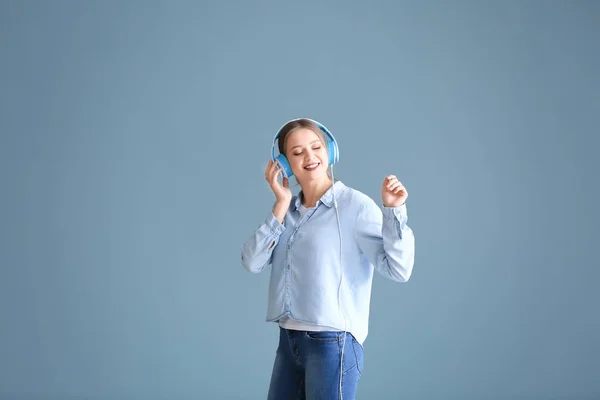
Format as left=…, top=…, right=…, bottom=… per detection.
left=241, top=181, right=415, bottom=345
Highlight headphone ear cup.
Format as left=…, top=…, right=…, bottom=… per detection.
left=327, top=141, right=337, bottom=165
left=275, top=154, right=293, bottom=178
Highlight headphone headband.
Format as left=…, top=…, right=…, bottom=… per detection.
left=272, top=117, right=336, bottom=145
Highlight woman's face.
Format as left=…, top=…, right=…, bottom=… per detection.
left=285, top=128, right=329, bottom=183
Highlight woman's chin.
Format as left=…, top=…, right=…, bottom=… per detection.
left=297, top=170, right=329, bottom=184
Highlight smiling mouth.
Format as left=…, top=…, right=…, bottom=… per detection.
left=304, top=162, right=320, bottom=171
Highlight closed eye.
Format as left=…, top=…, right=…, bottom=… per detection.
left=293, top=145, right=321, bottom=156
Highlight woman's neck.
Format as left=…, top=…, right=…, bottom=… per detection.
left=300, top=178, right=333, bottom=208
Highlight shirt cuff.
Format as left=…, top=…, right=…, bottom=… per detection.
left=266, top=212, right=286, bottom=234
left=382, top=203, right=407, bottom=220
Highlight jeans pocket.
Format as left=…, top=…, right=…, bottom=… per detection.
left=305, top=331, right=340, bottom=342
left=352, top=337, right=364, bottom=376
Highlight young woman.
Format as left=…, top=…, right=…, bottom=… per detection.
left=241, top=118, right=416, bottom=400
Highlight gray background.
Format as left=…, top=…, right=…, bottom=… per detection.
left=1, top=0, right=599, bottom=399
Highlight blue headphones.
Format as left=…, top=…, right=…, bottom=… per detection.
left=271, top=118, right=339, bottom=178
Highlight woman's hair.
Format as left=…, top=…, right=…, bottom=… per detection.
left=277, top=118, right=328, bottom=157
left=276, top=118, right=335, bottom=182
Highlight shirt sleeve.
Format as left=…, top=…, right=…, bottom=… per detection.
left=241, top=211, right=286, bottom=273
left=354, top=201, right=415, bottom=282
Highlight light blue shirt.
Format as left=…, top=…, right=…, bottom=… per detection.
left=241, top=181, right=416, bottom=345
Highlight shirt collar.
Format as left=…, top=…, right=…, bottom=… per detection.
left=293, top=181, right=345, bottom=210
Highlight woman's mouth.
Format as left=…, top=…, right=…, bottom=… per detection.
left=304, top=162, right=320, bottom=171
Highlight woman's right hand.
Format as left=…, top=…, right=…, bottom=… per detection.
left=265, top=159, right=292, bottom=204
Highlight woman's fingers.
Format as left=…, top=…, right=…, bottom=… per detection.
left=387, top=181, right=402, bottom=191
left=271, top=163, right=283, bottom=185
left=266, top=160, right=278, bottom=182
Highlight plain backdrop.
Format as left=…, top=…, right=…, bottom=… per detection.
left=1, top=0, right=599, bottom=399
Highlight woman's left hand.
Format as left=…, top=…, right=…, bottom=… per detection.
left=382, top=175, right=407, bottom=207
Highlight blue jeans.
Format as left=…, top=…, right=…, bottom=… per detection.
left=267, top=327, right=364, bottom=400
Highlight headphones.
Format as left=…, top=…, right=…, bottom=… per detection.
left=271, top=118, right=340, bottom=178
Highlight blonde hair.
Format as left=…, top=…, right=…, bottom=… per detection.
left=277, top=119, right=327, bottom=155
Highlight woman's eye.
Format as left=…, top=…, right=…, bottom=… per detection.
left=313, top=146, right=321, bottom=150
left=293, top=152, right=302, bottom=156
